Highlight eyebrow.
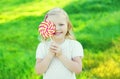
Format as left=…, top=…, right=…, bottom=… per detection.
left=58, top=22, right=65, bottom=24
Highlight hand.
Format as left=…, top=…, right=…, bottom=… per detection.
left=49, top=42, right=62, bottom=57
left=48, top=51, right=55, bottom=57
left=48, top=43, right=55, bottom=57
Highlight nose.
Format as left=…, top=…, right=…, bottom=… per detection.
left=55, top=25, right=60, bottom=31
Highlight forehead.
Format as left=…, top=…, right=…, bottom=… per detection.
left=46, top=14, right=67, bottom=24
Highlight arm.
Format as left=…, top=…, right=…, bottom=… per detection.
left=35, top=52, right=54, bottom=75
left=57, top=55, right=82, bottom=74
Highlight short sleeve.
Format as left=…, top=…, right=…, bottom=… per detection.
left=36, top=43, right=45, bottom=59
left=71, top=41, right=84, bottom=58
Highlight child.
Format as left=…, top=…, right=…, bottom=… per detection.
left=35, top=8, right=84, bottom=79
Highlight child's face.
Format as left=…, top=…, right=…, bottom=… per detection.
left=46, top=14, right=67, bottom=40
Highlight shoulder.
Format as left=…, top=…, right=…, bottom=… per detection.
left=37, top=42, right=44, bottom=47
left=38, top=40, right=50, bottom=46
left=37, top=41, right=51, bottom=49
left=66, top=39, right=82, bottom=46
left=67, top=39, right=84, bottom=58
left=37, top=41, right=46, bottom=48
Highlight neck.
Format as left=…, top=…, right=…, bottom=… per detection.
left=52, top=38, right=65, bottom=44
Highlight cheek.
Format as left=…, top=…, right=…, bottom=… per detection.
left=63, top=25, right=68, bottom=33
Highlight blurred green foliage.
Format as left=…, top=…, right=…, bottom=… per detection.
left=0, top=0, right=120, bottom=79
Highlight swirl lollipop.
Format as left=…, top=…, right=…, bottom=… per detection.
left=38, top=20, right=56, bottom=39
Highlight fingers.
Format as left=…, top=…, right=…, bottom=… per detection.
left=50, top=42, right=59, bottom=50
left=51, top=41, right=59, bottom=46
left=49, top=46, right=57, bottom=53
left=50, top=45, right=57, bottom=50
left=49, top=42, right=61, bottom=54
left=49, top=43, right=57, bottom=54
left=48, top=42, right=61, bottom=56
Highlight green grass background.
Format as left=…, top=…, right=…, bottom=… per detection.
left=0, top=0, right=120, bottom=79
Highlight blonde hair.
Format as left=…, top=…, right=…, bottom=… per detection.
left=40, top=8, right=75, bottom=41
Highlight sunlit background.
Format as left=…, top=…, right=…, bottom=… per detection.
left=0, top=0, right=120, bottom=79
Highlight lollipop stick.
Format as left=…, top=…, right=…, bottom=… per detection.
left=50, top=36, right=53, bottom=41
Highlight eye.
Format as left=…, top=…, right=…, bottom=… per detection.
left=59, top=23, right=64, bottom=26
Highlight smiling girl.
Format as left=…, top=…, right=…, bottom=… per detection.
left=35, top=8, right=84, bottom=79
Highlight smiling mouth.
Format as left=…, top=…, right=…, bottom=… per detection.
left=54, top=32, right=62, bottom=35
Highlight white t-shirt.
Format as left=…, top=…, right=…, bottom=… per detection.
left=36, top=39, right=84, bottom=79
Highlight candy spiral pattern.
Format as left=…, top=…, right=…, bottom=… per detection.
left=38, top=20, right=55, bottom=38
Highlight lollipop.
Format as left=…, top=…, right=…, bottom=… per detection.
left=38, top=20, right=56, bottom=39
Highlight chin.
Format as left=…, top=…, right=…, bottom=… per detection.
left=54, top=35, right=65, bottom=40
left=54, top=36, right=62, bottom=39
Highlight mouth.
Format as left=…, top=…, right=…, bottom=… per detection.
left=54, top=32, right=63, bottom=35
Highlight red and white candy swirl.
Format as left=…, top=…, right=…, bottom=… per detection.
left=38, top=20, right=56, bottom=38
